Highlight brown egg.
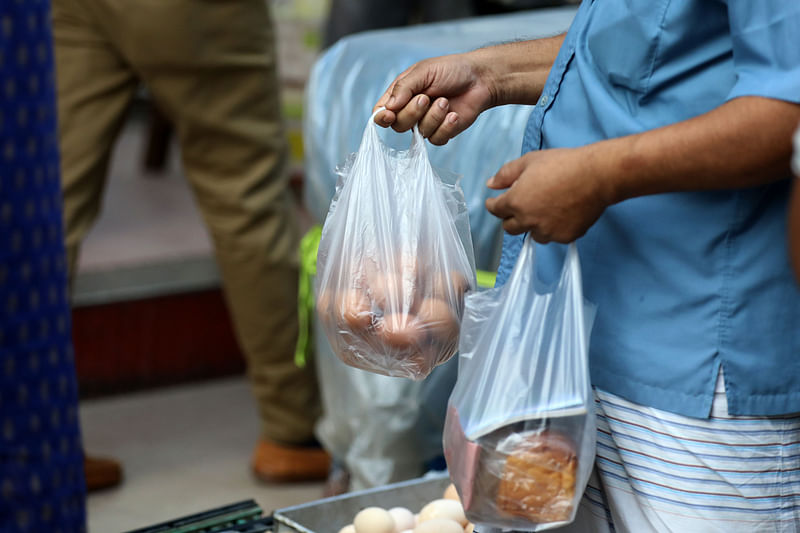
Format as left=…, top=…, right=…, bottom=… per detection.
left=367, top=273, right=403, bottom=312
left=450, top=270, right=470, bottom=295
left=340, top=289, right=372, bottom=330
left=426, top=270, right=470, bottom=318
left=377, top=313, right=423, bottom=349
left=442, top=483, right=460, bottom=502
left=415, top=298, right=459, bottom=343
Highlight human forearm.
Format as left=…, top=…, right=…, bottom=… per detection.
left=471, top=34, right=565, bottom=108
left=592, top=97, right=800, bottom=205
left=485, top=96, right=800, bottom=243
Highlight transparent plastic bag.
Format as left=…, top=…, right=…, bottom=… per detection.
left=315, top=110, right=477, bottom=380
left=443, top=239, right=596, bottom=531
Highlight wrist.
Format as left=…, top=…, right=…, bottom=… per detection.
left=467, top=37, right=562, bottom=108
left=465, top=48, right=504, bottom=109
left=584, top=140, right=630, bottom=207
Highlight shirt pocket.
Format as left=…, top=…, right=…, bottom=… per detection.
left=584, top=0, right=671, bottom=93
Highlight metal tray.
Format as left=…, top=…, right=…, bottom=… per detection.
left=273, top=473, right=451, bottom=533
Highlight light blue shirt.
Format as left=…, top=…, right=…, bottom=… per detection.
left=497, top=0, right=800, bottom=417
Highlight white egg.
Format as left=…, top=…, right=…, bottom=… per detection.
left=354, top=507, right=395, bottom=533
left=413, top=518, right=464, bottom=533
left=388, top=507, right=416, bottom=532
left=418, top=499, right=467, bottom=527
left=338, top=526, right=356, bottom=533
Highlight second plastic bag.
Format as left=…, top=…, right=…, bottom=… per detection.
left=316, top=110, right=477, bottom=380
left=444, top=239, right=595, bottom=531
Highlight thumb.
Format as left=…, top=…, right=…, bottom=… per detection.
left=487, top=157, right=525, bottom=189
left=386, top=65, right=433, bottom=112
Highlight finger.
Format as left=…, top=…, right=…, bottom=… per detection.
left=373, top=65, right=416, bottom=125
left=374, top=86, right=393, bottom=110
left=392, top=94, right=430, bottom=132
left=372, top=108, right=396, bottom=127
left=502, top=217, right=527, bottom=236
left=428, top=111, right=468, bottom=146
left=487, top=157, right=525, bottom=189
left=386, top=65, right=431, bottom=112
left=418, top=98, right=449, bottom=138
left=527, top=228, right=551, bottom=244
left=485, top=193, right=515, bottom=220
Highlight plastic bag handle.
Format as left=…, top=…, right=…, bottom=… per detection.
left=369, top=106, right=426, bottom=151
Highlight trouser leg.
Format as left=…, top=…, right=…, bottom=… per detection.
left=52, top=0, right=137, bottom=283
left=108, top=0, right=320, bottom=444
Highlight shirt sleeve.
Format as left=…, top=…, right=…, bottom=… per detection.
left=724, top=2, right=800, bottom=104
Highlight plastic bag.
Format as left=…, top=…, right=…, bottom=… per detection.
left=443, top=239, right=596, bottom=531
left=315, top=110, right=477, bottom=380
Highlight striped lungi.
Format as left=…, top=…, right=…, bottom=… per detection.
left=561, top=369, right=800, bottom=533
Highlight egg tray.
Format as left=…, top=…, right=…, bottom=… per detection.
left=273, top=473, right=451, bottom=533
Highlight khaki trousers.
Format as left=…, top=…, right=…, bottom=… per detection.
left=53, top=0, right=321, bottom=444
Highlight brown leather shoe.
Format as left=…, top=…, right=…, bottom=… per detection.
left=251, top=438, right=330, bottom=483
left=84, top=453, right=123, bottom=492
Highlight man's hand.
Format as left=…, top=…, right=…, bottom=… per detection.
left=485, top=147, right=612, bottom=243
left=373, top=54, right=495, bottom=146
left=372, top=36, right=566, bottom=145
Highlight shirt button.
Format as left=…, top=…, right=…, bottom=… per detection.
left=540, top=95, right=549, bottom=106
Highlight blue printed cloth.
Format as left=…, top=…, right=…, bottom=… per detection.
left=0, top=1, right=87, bottom=531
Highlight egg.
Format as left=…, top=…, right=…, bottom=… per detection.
left=367, top=273, right=404, bottom=311
left=388, top=507, right=416, bottom=532
left=464, top=523, right=475, bottom=533
left=377, top=313, right=423, bottom=349
left=353, top=507, right=395, bottom=533
left=442, top=483, right=460, bottom=502
left=412, top=518, right=464, bottom=533
left=341, top=289, right=372, bottom=330
left=338, top=525, right=356, bottom=533
left=418, top=499, right=467, bottom=527
left=430, top=270, right=469, bottom=298
left=415, top=298, right=458, bottom=343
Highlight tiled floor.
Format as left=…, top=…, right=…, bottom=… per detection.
left=81, top=377, right=325, bottom=532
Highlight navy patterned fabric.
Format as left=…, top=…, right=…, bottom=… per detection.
left=0, top=1, right=87, bottom=531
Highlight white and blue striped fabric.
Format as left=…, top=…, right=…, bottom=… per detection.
left=554, top=370, right=800, bottom=533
